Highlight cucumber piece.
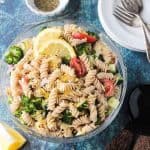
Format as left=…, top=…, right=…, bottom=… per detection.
left=116, top=73, right=123, bottom=85
left=108, top=64, right=116, bottom=73
left=108, top=97, right=119, bottom=109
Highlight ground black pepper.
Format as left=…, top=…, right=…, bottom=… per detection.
left=34, top=0, right=59, bottom=12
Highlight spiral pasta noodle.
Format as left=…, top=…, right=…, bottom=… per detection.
left=47, top=88, right=58, bottom=111
left=97, top=72, right=114, bottom=80
left=79, top=53, right=91, bottom=71
left=69, top=103, right=79, bottom=118
left=46, top=113, right=57, bottom=131
left=77, top=123, right=96, bottom=136
left=21, top=111, right=35, bottom=126
left=60, top=64, right=75, bottom=77
left=85, top=70, right=97, bottom=86
left=40, top=58, right=49, bottom=79
left=95, top=58, right=108, bottom=72
left=51, top=101, right=68, bottom=117
left=72, top=115, right=90, bottom=127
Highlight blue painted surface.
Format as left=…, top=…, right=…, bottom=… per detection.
left=0, top=0, right=150, bottom=149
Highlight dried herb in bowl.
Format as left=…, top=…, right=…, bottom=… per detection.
left=34, top=0, right=59, bottom=12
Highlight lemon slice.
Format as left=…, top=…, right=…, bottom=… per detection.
left=37, top=39, right=76, bottom=58
left=33, top=27, right=62, bottom=52
left=17, top=38, right=33, bottom=53
left=0, top=122, right=26, bottom=150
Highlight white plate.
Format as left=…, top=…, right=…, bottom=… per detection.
left=98, top=0, right=150, bottom=52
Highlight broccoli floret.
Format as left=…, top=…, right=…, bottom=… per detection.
left=62, top=109, right=74, bottom=124
left=4, top=52, right=14, bottom=64
left=76, top=43, right=93, bottom=56
left=4, top=46, right=24, bottom=64
left=10, top=46, right=23, bottom=59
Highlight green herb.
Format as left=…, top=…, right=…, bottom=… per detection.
left=32, top=97, right=43, bottom=110
left=22, top=95, right=30, bottom=105
left=4, top=46, right=24, bottom=64
left=87, top=31, right=99, bottom=40
left=14, top=109, right=22, bottom=118
left=76, top=43, right=93, bottom=56
left=21, top=96, right=43, bottom=114
left=62, top=109, right=74, bottom=124
left=77, top=101, right=88, bottom=112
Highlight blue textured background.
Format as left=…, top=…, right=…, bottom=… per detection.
left=0, top=0, right=150, bottom=149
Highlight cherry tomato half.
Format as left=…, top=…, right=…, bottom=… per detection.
left=72, top=32, right=97, bottom=43
left=70, top=57, right=86, bottom=77
left=103, top=79, right=115, bottom=97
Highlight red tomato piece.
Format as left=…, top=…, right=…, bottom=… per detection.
left=103, top=79, right=115, bottom=97
left=70, top=57, right=86, bottom=77
left=72, top=32, right=97, bottom=43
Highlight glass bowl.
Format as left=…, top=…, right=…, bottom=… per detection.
left=0, top=20, right=127, bottom=143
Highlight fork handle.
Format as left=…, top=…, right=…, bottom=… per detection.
left=139, top=16, right=150, bottom=33
left=137, top=16, right=150, bottom=62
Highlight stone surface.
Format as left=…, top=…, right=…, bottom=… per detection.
left=0, top=0, right=149, bottom=149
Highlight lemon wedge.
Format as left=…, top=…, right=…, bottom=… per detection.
left=37, top=39, right=76, bottom=58
left=0, top=122, right=26, bottom=150
left=17, top=38, right=33, bottom=53
left=33, top=27, right=62, bottom=52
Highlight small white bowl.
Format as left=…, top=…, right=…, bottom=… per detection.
left=25, top=0, right=69, bottom=16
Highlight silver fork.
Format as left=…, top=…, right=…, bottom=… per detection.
left=121, top=0, right=150, bottom=32
left=113, top=5, right=150, bottom=63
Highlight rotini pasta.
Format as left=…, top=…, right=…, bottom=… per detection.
left=46, top=113, right=57, bottom=131
left=51, top=101, right=68, bottom=117
left=69, top=103, right=79, bottom=118
left=47, top=88, right=58, bottom=111
left=79, top=53, right=91, bottom=71
left=21, top=111, right=34, bottom=126
left=95, top=58, right=108, bottom=72
left=60, top=64, right=75, bottom=77
left=40, top=58, right=49, bottom=79
left=97, top=72, right=114, bottom=80
left=72, top=115, right=90, bottom=127
left=77, top=123, right=96, bottom=136
left=85, top=70, right=97, bottom=86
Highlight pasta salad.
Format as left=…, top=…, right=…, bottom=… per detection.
left=5, top=24, right=123, bottom=137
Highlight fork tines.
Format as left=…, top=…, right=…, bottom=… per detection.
left=113, top=6, right=135, bottom=26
